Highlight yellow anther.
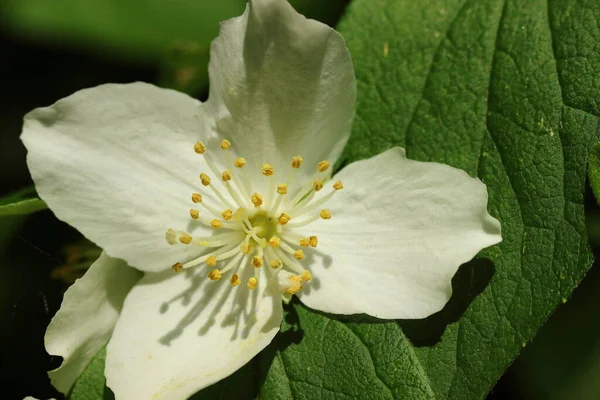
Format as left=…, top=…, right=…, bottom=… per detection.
left=220, top=139, right=231, bottom=150
left=222, top=209, right=233, bottom=220
left=302, top=270, right=313, bottom=282
left=277, top=184, right=288, bottom=195
left=261, top=163, right=275, bottom=176
left=234, top=157, right=246, bottom=168
left=206, top=256, right=217, bottom=267
left=200, top=173, right=211, bottom=186
left=313, top=180, right=324, bottom=192
left=210, top=219, right=222, bottom=229
left=285, top=276, right=303, bottom=294
left=179, top=234, right=192, bottom=245
left=165, top=229, right=177, bottom=245
left=333, top=180, right=344, bottom=190
left=278, top=213, right=291, bottom=225
left=299, top=238, right=310, bottom=247
left=194, top=141, right=206, bottom=154
left=294, top=249, right=305, bottom=260
left=222, top=170, right=232, bottom=181
left=252, top=256, right=264, bottom=268
left=247, top=277, right=258, bottom=289
left=291, top=156, right=303, bottom=169
left=241, top=243, right=253, bottom=254
left=269, top=237, right=280, bottom=248
left=270, top=258, right=282, bottom=268
left=317, top=160, right=330, bottom=172
left=172, top=262, right=183, bottom=273
left=230, top=273, right=241, bottom=286
left=251, top=193, right=263, bottom=207
left=208, top=269, right=222, bottom=281
left=320, top=209, right=332, bottom=220
left=189, top=209, right=200, bottom=220
left=309, top=236, right=318, bottom=248
left=191, top=193, right=203, bottom=203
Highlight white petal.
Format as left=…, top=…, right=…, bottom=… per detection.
left=45, top=253, right=141, bottom=394
left=207, top=0, right=356, bottom=185
left=105, top=266, right=282, bottom=400
left=296, top=148, right=502, bottom=319
left=21, top=82, right=220, bottom=272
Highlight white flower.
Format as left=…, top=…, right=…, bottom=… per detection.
left=21, top=0, right=501, bottom=399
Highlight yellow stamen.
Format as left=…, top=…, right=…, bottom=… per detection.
left=271, top=258, right=281, bottom=268
left=252, top=193, right=263, bottom=207
left=179, top=234, right=192, bottom=244
left=291, top=156, right=303, bottom=169
left=206, top=256, right=217, bottom=267
left=252, top=256, right=264, bottom=268
left=317, top=160, right=330, bottom=172
left=277, top=184, right=288, bottom=195
left=262, top=163, right=275, bottom=176
left=269, top=237, right=280, bottom=248
left=247, top=277, right=258, bottom=289
left=241, top=242, right=253, bottom=254
left=194, top=141, right=206, bottom=154
left=333, top=180, right=344, bottom=190
left=320, top=209, right=332, bottom=220
left=313, top=180, right=324, bottom=191
left=191, top=193, right=203, bottom=203
left=208, top=269, right=222, bottom=281
left=309, top=236, right=318, bottom=247
left=294, top=249, right=305, bottom=260
left=222, top=209, right=233, bottom=220
left=220, top=139, right=231, bottom=150
left=210, top=219, right=222, bottom=229
left=200, top=173, right=211, bottom=186
left=172, top=262, right=183, bottom=273
left=302, top=270, right=312, bottom=282
left=222, top=170, right=232, bottom=181
left=285, top=276, right=303, bottom=294
left=234, top=157, right=246, bottom=168
left=278, top=213, right=291, bottom=225
left=230, top=273, right=241, bottom=286
left=189, top=209, right=200, bottom=220
left=299, top=238, right=310, bottom=247
left=165, top=229, right=177, bottom=244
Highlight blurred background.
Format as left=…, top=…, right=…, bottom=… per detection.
left=1, top=0, right=599, bottom=399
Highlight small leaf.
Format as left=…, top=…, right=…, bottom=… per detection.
left=589, top=142, right=600, bottom=204
left=0, top=187, right=47, bottom=216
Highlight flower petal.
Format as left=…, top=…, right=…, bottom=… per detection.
left=105, top=267, right=282, bottom=400
left=207, top=0, right=356, bottom=184
left=296, top=148, right=502, bottom=319
left=45, top=253, right=141, bottom=394
left=21, top=82, right=219, bottom=272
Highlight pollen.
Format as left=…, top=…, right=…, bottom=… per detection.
left=299, top=238, right=310, bottom=247
left=271, top=258, right=281, bottom=268
left=333, top=180, right=344, bottom=190
left=179, top=234, right=192, bottom=244
left=220, top=139, right=231, bottom=150
left=302, top=270, right=313, bottom=282
left=234, top=157, right=246, bottom=168
left=278, top=213, right=291, bottom=225
left=320, top=209, right=332, bottom=219
left=208, top=269, right=222, bottom=281
left=252, top=256, right=264, bottom=268
left=206, top=256, right=217, bottom=267
left=230, top=273, right=241, bottom=286
left=247, top=277, right=258, bottom=289
left=313, top=180, right=324, bottom=192
left=210, top=219, right=222, bottom=229
left=189, top=209, right=200, bottom=220
left=317, top=160, right=330, bottom=172
left=269, top=237, right=280, bottom=248
left=277, top=184, right=288, bottom=195
left=194, top=141, right=206, bottom=154
left=285, top=276, right=303, bottom=295
left=222, top=170, right=232, bottom=181
left=200, top=173, right=211, bottom=186
left=309, top=236, right=318, bottom=247
left=172, top=262, right=183, bottom=273
left=222, top=209, right=233, bottom=220
left=261, top=163, right=275, bottom=176
left=251, top=193, right=263, bottom=207
left=291, top=156, right=303, bottom=169
left=191, top=193, right=203, bottom=203
left=294, top=249, right=305, bottom=260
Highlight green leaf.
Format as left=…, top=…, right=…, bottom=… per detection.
left=589, top=143, right=600, bottom=204
left=258, top=0, right=600, bottom=398
left=0, top=187, right=46, bottom=216
left=69, top=347, right=114, bottom=400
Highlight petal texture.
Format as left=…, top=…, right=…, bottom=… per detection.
left=297, top=148, right=502, bottom=319
left=22, top=82, right=218, bottom=272
left=105, top=267, right=282, bottom=400
left=207, top=0, right=356, bottom=185
left=45, top=253, right=141, bottom=394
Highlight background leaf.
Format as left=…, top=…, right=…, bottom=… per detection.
left=0, top=187, right=46, bottom=216
left=589, top=142, right=600, bottom=204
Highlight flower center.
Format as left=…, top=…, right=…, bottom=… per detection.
left=166, top=139, right=344, bottom=296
